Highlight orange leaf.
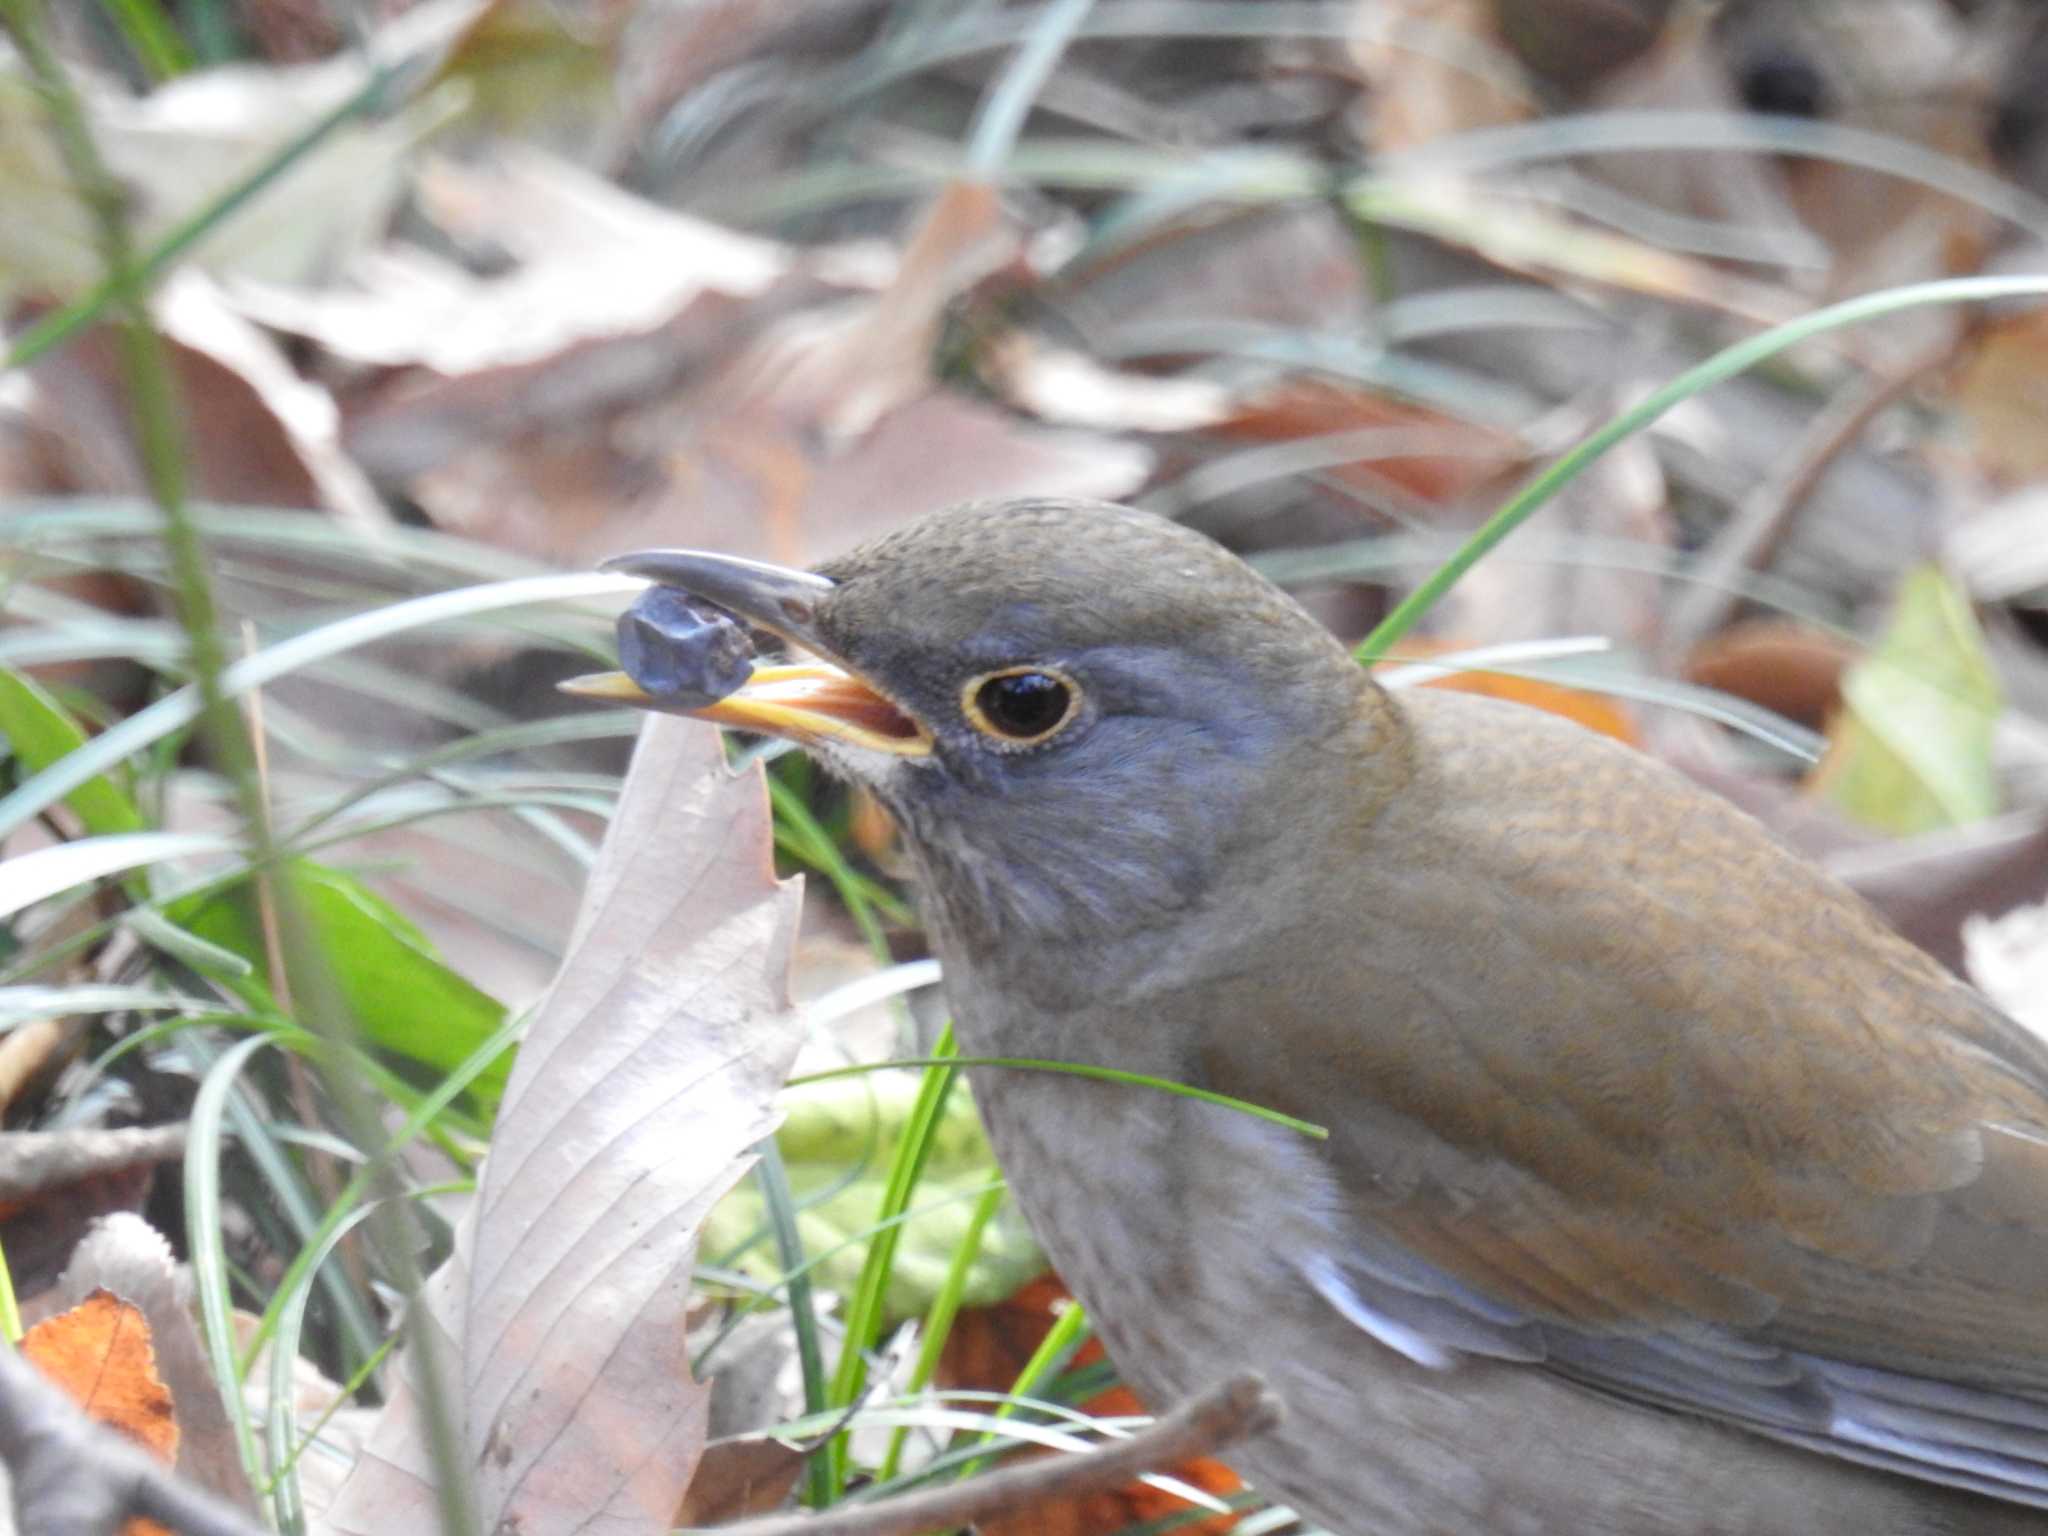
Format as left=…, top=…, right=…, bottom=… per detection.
left=940, top=1272, right=1244, bottom=1536
left=1683, top=619, right=1857, bottom=733
left=23, top=1287, right=180, bottom=1536
left=1384, top=640, right=1640, bottom=745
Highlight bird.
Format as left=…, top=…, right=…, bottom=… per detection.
left=569, top=497, right=2048, bottom=1535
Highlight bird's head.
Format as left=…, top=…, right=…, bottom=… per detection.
left=569, top=498, right=1394, bottom=957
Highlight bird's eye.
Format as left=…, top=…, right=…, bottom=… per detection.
left=963, top=668, right=1078, bottom=745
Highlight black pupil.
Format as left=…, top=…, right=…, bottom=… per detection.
left=978, top=673, right=1069, bottom=738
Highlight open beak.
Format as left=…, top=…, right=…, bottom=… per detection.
left=561, top=549, right=933, bottom=758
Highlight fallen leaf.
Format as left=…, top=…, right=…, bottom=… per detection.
left=23, top=1289, right=179, bottom=1536
left=23, top=271, right=386, bottom=524
left=323, top=716, right=804, bottom=1536
left=58, top=1214, right=259, bottom=1514
left=1826, top=808, right=2048, bottom=977
left=673, top=1435, right=806, bottom=1525
left=1811, top=564, right=2003, bottom=834
left=1683, top=618, right=1858, bottom=732
left=0, top=2, right=473, bottom=298
left=1204, top=374, right=1518, bottom=508
left=0, top=1128, right=180, bottom=1298
left=1954, top=307, right=2048, bottom=485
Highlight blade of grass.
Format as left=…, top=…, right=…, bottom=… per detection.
left=0, top=571, right=638, bottom=841
left=237, top=1002, right=529, bottom=1380
left=954, top=1297, right=1091, bottom=1482
left=1353, top=274, right=2048, bottom=660
left=265, top=1202, right=379, bottom=1534
left=876, top=1178, right=1008, bottom=1484
left=0, top=497, right=554, bottom=584
left=766, top=774, right=911, bottom=954
left=0, top=1235, right=19, bottom=1343
left=824, top=1022, right=960, bottom=1497
left=96, top=0, right=192, bottom=80
left=753, top=1138, right=835, bottom=1509
left=186, top=1031, right=282, bottom=1492
left=966, top=0, right=1095, bottom=176
left=789, top=1056, right=1328, bottom=1141
left=1376, top=110, right=2048, bottom=243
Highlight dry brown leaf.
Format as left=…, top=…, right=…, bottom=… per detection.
left=0, top=2, right=474, bottom=300
left=1491, top=0, right=1676, bottom=89
left=20, top=271, right=385, bottom=525
left=1716, top=0, right=1998, bottom=313
left=363, top=149, right=799, bottom=373
left=673, top=1436, right=807, bottom=1525
left=1683, top=619, right=1858, bottom=733
left=22, top=1288, right=178, bottom=1535
left=753, top=179, right=1019, bottom=443
left=983, top=335, right=1232, bottom=434
left=21, top=1290, right=178, bottom=1464
left=323, top=717, right=805, bottom=1536
left=296, top=166, right=1132, bottom=569
left=1828, top=810, right=2048, bottom=978
left=1954, top=307, right=2048, bottom=484
left=58, top=1215, right=261, bottom=1515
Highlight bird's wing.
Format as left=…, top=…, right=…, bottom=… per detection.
left=1195, top=690, right=2048, bottom=1504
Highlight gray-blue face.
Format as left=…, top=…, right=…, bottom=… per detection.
left=803, top=501, right=1367, bottom=953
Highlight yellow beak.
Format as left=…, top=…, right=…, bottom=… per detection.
left=561, top=662, right=933, bottom=757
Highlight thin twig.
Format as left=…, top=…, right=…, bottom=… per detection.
left=1661, top=337, right=1960, bottom=664
left=0, top=1123, right=188, bottom=1202
left=711, top=1374, right=1282, bottom=1536
left=0, top=1342, right=270, bottom=1536
left=240, top=623, right=369, bottom=1304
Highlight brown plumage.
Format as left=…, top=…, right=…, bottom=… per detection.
left=580, top=498, right=2048, bottom=1534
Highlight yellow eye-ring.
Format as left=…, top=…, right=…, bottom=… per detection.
left=962, top=667, right=1079, bottom=745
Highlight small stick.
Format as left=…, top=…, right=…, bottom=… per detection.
left=707, top=1373, right=1282, bottom=1536
left=1662, top=337, right=1957, bottom=665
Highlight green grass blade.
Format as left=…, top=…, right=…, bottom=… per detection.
left=789, top=1056, right=1328, bottom=1141
left=1355, top=274, right=2048, bottom=660
left=824, top=1023, right=960, bottom=1496
left=185, top=1030, right=282, bottom=1492
left=0, top=572, right=636, bottom=841
left=96, top=0, right=192, bottom=80
left=955, top=1298, right=1091, bottom=1482
left=877, top=1178, right=1008, bottom=1484
left=753, top=1137, right=834, bottom=1508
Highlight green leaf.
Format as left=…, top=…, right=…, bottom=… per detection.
left=0, top=669, right=144, bottom=835
left=1817, top=564, right=2003, bottom=835
left=702, top=1075, right=1042, bottom=1326
left=168, top=860, right=514, bottom=1113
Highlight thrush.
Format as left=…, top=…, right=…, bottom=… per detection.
left=572, top=498, right=2048, bottom=1535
